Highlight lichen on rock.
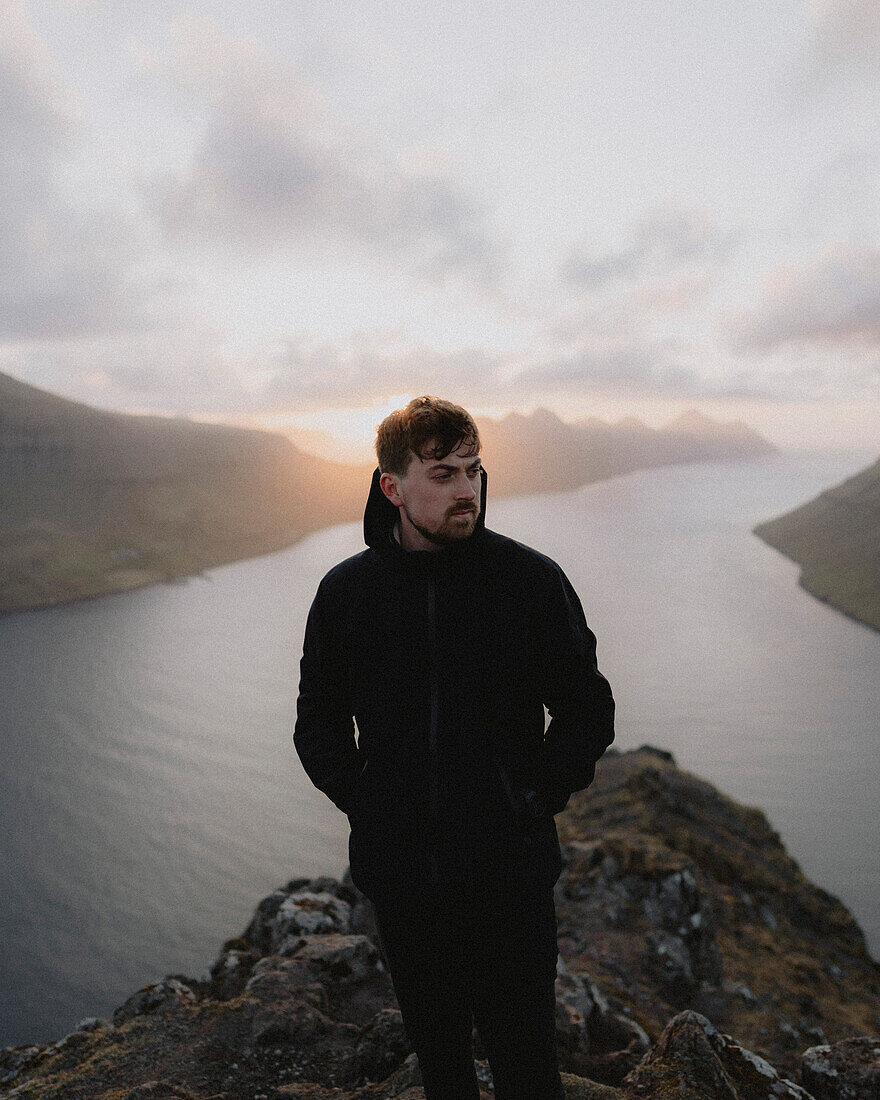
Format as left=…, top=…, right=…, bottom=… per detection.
left=4, top=749, right=879, bottom=1100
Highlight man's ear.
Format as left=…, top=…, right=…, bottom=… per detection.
left=379, top=472, right=403, bottom=507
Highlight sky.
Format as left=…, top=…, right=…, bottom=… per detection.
left=2, top=0, right=880, bottom=460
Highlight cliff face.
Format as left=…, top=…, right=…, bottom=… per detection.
left=3, top=748, right=877, bottom=1100
left=754, top=456, right=880, bottom=633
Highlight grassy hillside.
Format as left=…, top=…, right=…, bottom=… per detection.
left=754, top=456, right=880, bottom=633
left=0, top=372, right=366, bottom=614
left=1, top=371, right=778, bottom=615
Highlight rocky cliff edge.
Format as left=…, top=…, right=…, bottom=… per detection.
left=2, top=747, right=878, bottom=1100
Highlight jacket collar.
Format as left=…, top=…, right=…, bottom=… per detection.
left=363, top=465, right=487, bottom=564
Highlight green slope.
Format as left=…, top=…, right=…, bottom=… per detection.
left=0, top=372, right=366, bottom=614
left=1, top=371, right=779, bottom=616
left=754, top=456, right=880, bottom=633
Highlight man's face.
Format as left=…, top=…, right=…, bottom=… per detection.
left=380, top=440, right=482, bottom=551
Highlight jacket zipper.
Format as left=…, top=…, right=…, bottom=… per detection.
left=426, top=576, right=440, bottom=883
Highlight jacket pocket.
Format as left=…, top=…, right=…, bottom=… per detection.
left=493, top=755, right=549, bottom=832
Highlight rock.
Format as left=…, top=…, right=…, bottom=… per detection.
left=383, top=1051, right=423, bottom=1096
left=0, top=1044, right=46, bottom=1087
left=624, top=1010, right=812, bottom=1099
left=245, top=886, right=291, bottom=952
left=200, top=945, right=260, bottom=998
left=73, top=1016, right=109, bottom=1032
left=351, top=1007, right=412, bottom=1083
left=474, top=1058, right=494, bottom=1090
left=555, top=966, right=650, bottom=1084
left=8, top=751, right=880, bottom=1100
left=644, top=931, right=697, bottom=1005
left=271, top=890, right=353, bottom=941
left=244, top=934, right=393, bottom=1029
left=243, top=876, right=354, bottom=955
left=556, top=969, right=602, bottom=1053
left=800, top=1036, right=880, bottom=1099
left=722, top=980, right=758, bottom=1006
left=634, top=746, right=677, bottom=765
left=555, top=750, right=880, bottom=1077
left=112, top=978, right=197, bottom=1026
left=641, top=868, right=723, bottom=1003
left=249, top=997, right=358, bottom=1051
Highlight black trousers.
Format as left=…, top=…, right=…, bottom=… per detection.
left=371, top=881, right=566, bottom=1100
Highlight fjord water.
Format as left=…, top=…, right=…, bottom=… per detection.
left=1, top=453, right=878, bottom=1046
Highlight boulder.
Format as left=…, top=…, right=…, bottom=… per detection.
left=271, top=891, right=353, bottom=943
left=112, top=978, right=197, bottom=1026
left=243, top=876, right=355, bottom=954
left=351, top=1007, right=412, bottom=1084
left=641, top=867, right=723, bottom=1003
left=800, top=1036, right=880, bottom=1099
left=555, top=961, right=650, bottom=1084
left=623, top=1010, right=812, bottom=1099
left=245, top=934, right=394, bottom=1028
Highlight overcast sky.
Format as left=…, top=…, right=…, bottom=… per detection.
left=2, top=0, right=879, bottom=457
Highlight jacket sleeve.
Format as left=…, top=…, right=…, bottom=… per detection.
left=293, top=580, right=362, bottom=816
left=538, top=564, right=615, bottom=814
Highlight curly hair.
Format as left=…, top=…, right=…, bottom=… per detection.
left=375, top=396, right=481, bottom=475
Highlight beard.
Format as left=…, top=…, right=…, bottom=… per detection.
left=401, top=503, right=477, bottom=547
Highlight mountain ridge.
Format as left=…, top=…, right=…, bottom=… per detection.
left=1, top=371, right=776, bottom=615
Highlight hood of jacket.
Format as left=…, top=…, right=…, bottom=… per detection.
left=362, top=464, right=487, bottom=555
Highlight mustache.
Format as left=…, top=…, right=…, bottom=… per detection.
left=448, top=504, right=477, bottom=516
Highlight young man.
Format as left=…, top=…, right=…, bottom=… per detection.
left=294, top=396, right=615, bottom=1100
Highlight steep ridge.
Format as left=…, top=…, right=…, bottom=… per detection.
left=1, top=371, right=776, bottom=615
left=754, top=456, right=880, bottom=633
left=0, top=372, right=366, bottom=614
left=3, top=748, right=877, bottom=1099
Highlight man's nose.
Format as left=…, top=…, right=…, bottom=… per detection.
left=454, top=472, right=477, bottom=498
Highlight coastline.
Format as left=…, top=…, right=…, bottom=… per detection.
left=753, top=453, right=880, bottom=635
left=1, top=451, right=777, bottom=620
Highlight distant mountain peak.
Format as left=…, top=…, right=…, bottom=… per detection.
left=500, top=407, right=563, bottom=428
left=667, top=409, right=718, bottom=432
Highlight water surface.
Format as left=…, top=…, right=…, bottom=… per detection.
left=1, top=453, right=877, bottom=1046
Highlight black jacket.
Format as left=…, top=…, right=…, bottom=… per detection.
left=294, top=467, right=614, bottom=901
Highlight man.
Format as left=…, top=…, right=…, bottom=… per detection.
left=294, top=396, right=614, bottom=1100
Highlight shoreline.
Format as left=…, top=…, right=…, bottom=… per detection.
left=1, top=452, right=787, bottom=621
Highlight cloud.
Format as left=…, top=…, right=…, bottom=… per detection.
left=151, top=17, right=501, bottom=284
left=7, top=326, right=508, bottom=419
left=4, top=325, right=249, bottom=416
left=726, top=245, right=880, bottom=350
left=562, top=205, right=734, bottom=290
left=0, top=0, right=157, bottom=340
left=256, top=333, right=504, bottom=412
left=506, top=340, right=705, bottom=402
left=810, top=0, right=880, bottom=70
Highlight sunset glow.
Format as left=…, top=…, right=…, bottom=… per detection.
left=3, top=0, right=879, bottom=451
